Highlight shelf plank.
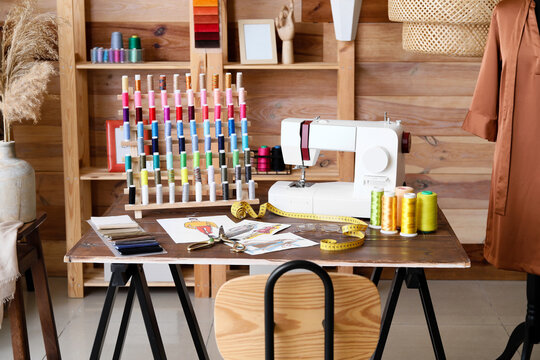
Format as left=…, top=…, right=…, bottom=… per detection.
left=224, top=62, right=339, bottom=70
left=76, top=61, right=191, bottom=70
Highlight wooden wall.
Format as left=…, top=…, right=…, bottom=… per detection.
left=2, top=0, right=497, bottom=277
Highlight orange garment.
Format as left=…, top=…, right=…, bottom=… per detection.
left=463, top=0, right=540, bottom=274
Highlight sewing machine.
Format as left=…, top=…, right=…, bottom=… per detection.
left=268, top=117, right=411, bottom=218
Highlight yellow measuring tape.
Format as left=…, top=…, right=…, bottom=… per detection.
left=230, top=202, right=368, bottom=251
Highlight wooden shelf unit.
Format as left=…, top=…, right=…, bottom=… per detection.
left=58, top=0, right=355, bottom=298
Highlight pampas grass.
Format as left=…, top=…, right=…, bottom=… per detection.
left=0, top=0, right=58, bottom=142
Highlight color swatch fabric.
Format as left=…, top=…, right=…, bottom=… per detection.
left=194, top=1, right=219, bottom=48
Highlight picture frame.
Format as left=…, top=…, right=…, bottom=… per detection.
left=238, top=19, right=278, bottom=64
left=106, top=120, right=132, bottom=172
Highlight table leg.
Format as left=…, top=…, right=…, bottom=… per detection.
left=372, top=268, right=406, bottom=360
left=170, top=264, right=210, bottom=360
left=131, top=264, right=167, bottom=360
left=497, top=323, right=526, bottom=360
left=211, top=265, right=227, bottom=298
left=27, top=229, right=61, bottom=359
left=90, top=272, right=120, bottom=360
left=371, top=267, right=383, bottom=286
left=9, top=280, right=30, bottom=360
left=112, top=282, right=136, bottom=360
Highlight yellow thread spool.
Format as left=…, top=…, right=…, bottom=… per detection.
left=396, top=186, right=414, bottom=228
left=417, top=191, right=438, bottom=233
left=400, top=193, right=417, bottom=237
left=381, top=191, right=398, bottom=234
left=141, top=169, right=148, bottom=186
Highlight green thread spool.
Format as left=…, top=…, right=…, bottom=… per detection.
left=180, top=152, right=187, bottom=168
left=155, top=168, right=162, bottom=185
left=193, top=151, right=200, bottom=168
left=168, top=169, right=175, bottom=183
left=369, top=187, right=384, bottom=229
left=124, top=155, right=132, bottom=171
left=417, top=191, right=438, bottom=233
left=129, top=35, right=142, bottom=63
left=206, top=151, right=212, bottom=168
left=139, top=154, right=146, bottom=172
left=233, top=149, right=239, bottom=167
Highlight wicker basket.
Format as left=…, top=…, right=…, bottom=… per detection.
left=388, top=0, right=500, bottom=56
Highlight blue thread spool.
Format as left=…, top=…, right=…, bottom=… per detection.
left=152, top=136, right=159, bottom=154
left=123, top=122, right=130, bottom=141
left=137, top=137, right=144, bottom=155
left=103, top=48, right=109, bottom=62
left=151, top=121, right=158, bottom=137
left=192, top=134, right=199, bottom=152
left=218, top=134, right=225, bottom=151
left=205, top=135, right=211, bottom=152
left=165, top=121, right=171, bottom=137
left=125, top=155, right=132, bottom=170
left=215, top=120, right=222, bottom=137
left=230, top=133, right=237, bottom=151
left=242, top=134, right=249, bottom=151
left=190, top=120, right=197, bottom=136
left=153, top=153, right=160, bottom=169
left=177, top=120, right=184, bottom=137
left=97, top=47, right=103, bottom=63
left=178, top=136, right=186, bottom=153
left=203, top=120, right=210, bottom=136
left=241, top=119, right=248, bottom=134
left=111, top=32, right=123, bottom=49
left=166, top=152, right=173, bottom=170
left=228, top=119, right=235, bottom=135
left=165, top=136, right=172, bottom=153
left=91, top=47, right=98, bottom=63
left=137, top=122, right=144, bottom=138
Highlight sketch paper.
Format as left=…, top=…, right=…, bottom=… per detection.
left=227, top=220, right=290, bottom=241
left=235, top=233, right=317, bottom=255
left=157, top=216, right=237, bottom=244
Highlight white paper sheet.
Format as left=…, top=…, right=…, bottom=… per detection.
left=237, top=233, right=317, bottom=255
left=157, top=215, right=237, bottom=244
left=90, top=215, right=138, bottom=230
left=227, top=220, right=290, bottom=241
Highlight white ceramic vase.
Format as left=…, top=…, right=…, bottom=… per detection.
left=330, top=0, right=363, bottom=41
left=0, top=141, right=36, bottom=223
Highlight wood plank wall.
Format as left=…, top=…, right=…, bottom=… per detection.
left=1, top=0, right=502, bottom=277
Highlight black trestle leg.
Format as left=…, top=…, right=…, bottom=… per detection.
left=112, top=282, right=136, bottom=360
left=371, top=267, right=383, bottom=286
left=169, top=264, right=210, bottom=360
left=90, top=271, right=120, bottom=360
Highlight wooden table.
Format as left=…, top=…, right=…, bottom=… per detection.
left=65, top=197, right=470, bottom=360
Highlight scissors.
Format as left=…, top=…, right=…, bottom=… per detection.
left=187, top=226, right=246, bottom=253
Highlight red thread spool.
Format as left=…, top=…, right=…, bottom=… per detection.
left=257, top=146, right=270, bottom=172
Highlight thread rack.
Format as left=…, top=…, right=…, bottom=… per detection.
left=119, top=75, right=259, bottom=218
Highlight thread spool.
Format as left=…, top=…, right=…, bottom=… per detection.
left=221, top=165, right=228, bottom=182
left=166, top=152, right=173, bottom=169
left=181, top=167, right=188, bottom=184
left=245, top=164, right=252, bottom=181
left=192, top=134, right=199, bottom=152
left=177, top=120, right=184, bottom=137
left=139, top=154, right=146, bottom=171
left=258, top=146, right=270, bottom=172
left=209, top=182, right=217, bottom=202
left=222, top=182, right=229, bottom=200
left=208, top=165, right=215, bottom=183
left=123, top=122, right=130, bottom=141
left=164, top=107, right=171, bottom=123
left=235, top=165, right=242, bottom=181
left=400, top=193, right=418, bottom=237
left=369, top=187, right=384, bottom=229
left=218, top=134, right=225, bottom=151
left=271, top=146, right=285, bottom=171
left=182, top=183, right=190, bottom=202
left=126, top=169, right=133, bottom=187
left=195, top=182, right=202, bottom=202
left=128, top=185, right=136, bottom=205
left=169, top=182, right=175, bottom=204
left=91, top=47, right=98, bottom=63
left=213, top=74, right=219, bottom=91
left=206, top=151, right=213, bottom=167
left=417, top=191, right=438, bottom=233
left=154, top=168, right=162, bottom=185
left=153, top=153, right=160, bottom=170
left=166, top=136, right=172, bottom=154
left=219, top=150, right=226, bottom=167
left=248, top=180, right=256, bottom=200
left=396, top=186, right=414, bottom=228
left=236, top=180, right=243, bottom=200
left=156, top=184, right=163, bottom=204
left=240, top=103, right=246, bottom=119
left=137, top=138, right=144, bottom=155
left=97, top=47, right=103, bottom=63
left=179, top=136, right=186, bottom=153
left=168, top=168, right=175, bottom=183
left=381, top=191, right=398, bottom=234
left=194, top=167, right=202, bottom=183
left=236, top=72, right=243, bottom=90
left=180, top=152, right=187, bottom=168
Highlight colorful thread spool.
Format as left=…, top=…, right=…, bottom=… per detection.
left=369, top=187, right=384, bottom=229
left=396, top=186, right=414, bottom=228
left=257, top=146, right=270, bottom=172
left=400, top=193, right=417, bottom=237
left=417, top=191, right=438, bottom=233
left=381, top=191, right=398, bottom=234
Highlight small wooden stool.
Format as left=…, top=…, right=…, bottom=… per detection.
left=8, top=213, right=61, bottom=360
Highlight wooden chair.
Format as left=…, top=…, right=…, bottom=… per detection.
left=214, top=260, right=381, bottom=360
left=8, top=213, right=61, bottom=360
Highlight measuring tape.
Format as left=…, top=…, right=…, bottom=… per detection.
left=230, top=201, right=368, bottom=251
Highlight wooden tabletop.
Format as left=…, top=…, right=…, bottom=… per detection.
left=65, top=196, right=470, bottom=269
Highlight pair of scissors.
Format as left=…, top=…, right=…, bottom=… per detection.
left=187, top=226, right=246, bottom=253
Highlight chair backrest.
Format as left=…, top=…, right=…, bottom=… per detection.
left=214, top=272, right=381, bottom=360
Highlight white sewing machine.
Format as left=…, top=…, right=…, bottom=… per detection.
left=268, top=117, right=410, bottom=218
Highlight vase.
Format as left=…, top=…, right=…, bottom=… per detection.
left=0, top=141, right=36, bottom=222
left=330, top=0, right=363, bottom=41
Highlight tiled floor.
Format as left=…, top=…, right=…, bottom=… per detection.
left=0, top=277, right=538, bottom=359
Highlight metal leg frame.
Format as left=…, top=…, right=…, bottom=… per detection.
left=372, top=268, right=446, bottom=360
left=371, top=267, right=383, bottom=286
left=90, top=264, right=166, bottom=360
left=169, top=264, right=210, bottom=360
left=497, top=274, right=540, bottom=360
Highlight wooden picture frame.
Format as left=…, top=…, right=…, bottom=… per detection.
left=106, top=120, right=131, bottom=172
left=238, top=19, right=278, bottom=64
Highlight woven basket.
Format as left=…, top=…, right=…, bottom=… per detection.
left=403, top=22, right=490, bottom=56
left=389, top=0, right=499, bottom=24
left=388, top=0, right=500, bottom=56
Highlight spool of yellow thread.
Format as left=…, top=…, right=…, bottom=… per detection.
left=141, top=169, right=148, bottom=186
left=396, top=186, right=414, bottom=228
left=400, top=192, right=417, bottom=237
left=417, top=191, right=438, bottom=233
left=381, top=191, right=398, bottom=235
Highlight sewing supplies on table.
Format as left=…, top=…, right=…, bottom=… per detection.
left=231, top=201, right=368, bottom=251
left=417, top=191, right=438, bottom=233
left=395, top=186, right=414, bottom=228
left=369, top=188, right=383, bottom=229
left=118, top=73, right=258, bottom=218
left=187, top=226, right=246, bottom=252
left=381, top=191, right=398, bottom=235
left=268, top=117, right=411, bottom=218
left=400, top=192, right=418, bottom=237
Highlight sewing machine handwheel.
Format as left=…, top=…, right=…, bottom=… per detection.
left=402, top=132, right=411, bottom=154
